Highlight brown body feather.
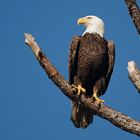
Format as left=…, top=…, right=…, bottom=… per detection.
left=69, top=33, right=115, bottom=128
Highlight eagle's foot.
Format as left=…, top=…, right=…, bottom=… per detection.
left=92, top=93, right=104, bottom=104
left=77, top=85, right=86, bottom=95
left=72, top=84, right=86, bottom=96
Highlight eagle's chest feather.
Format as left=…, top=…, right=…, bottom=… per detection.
left=77, top=34, right=108, bottom=82
left=78, top=35, right=108, bottom=68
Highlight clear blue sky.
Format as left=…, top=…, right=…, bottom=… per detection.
left=1, top=0, right=140, bottom=139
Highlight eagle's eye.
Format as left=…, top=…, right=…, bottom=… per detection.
left=87, top=17, right=92, bottom=19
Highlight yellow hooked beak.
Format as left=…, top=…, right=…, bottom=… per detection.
left=77, top=17, right=87, bottom=25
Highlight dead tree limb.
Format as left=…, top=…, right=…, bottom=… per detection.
left=128, top=61, right=140, bottom=92
left=125, top=0, right=140, bottom=34
left=125, top=0, right=140, bottom=91
left=24, top=33, right=140, bottom=137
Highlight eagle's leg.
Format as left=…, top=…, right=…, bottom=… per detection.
left=72, top=84, right=86, bottom=95
left=92, top=92, right=104, bottom=104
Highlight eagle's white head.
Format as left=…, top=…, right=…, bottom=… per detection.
left=77, top=15, right=104, bottom=37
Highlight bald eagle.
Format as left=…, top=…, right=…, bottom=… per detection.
left=68, top=16, right=115, bottom=128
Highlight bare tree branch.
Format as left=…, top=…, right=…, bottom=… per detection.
left=125, top=0, right=140, bottom=34
left=125, top=0, right=140, bottom=92
left=24, top=33, right=140, bottom=137
left=128, top=61, right=140, bottom=92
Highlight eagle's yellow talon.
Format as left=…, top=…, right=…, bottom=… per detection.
left=92, top=93, right=104, bottom=104
left=77, top=85, right=86, bottom=95
left=72, top=85, right=86, bottom=96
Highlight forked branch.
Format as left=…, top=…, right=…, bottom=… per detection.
left=24, top=33, right=140, bottom=137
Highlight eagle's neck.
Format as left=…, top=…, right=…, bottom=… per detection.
left=82, top=25, right=104, bottom=37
